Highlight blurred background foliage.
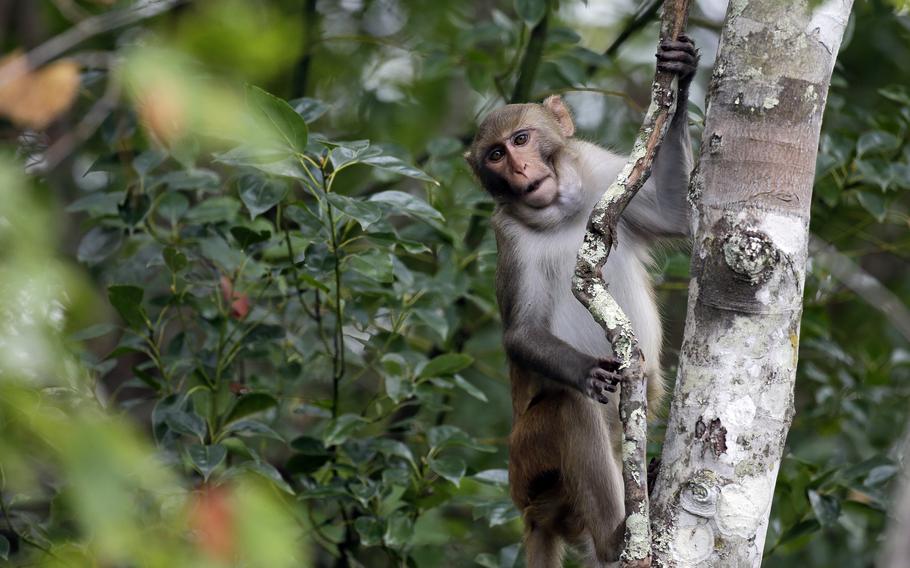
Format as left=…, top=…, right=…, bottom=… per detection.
left=0, top=0, right=908, bottom=566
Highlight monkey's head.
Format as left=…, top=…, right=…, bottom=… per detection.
left=465, top=96, right=575, bottom=209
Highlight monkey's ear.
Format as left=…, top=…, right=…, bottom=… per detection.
left=543, top=95, right=575, bottom=138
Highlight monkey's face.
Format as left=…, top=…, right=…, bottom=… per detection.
left=482, top=127, right=559, bottom=208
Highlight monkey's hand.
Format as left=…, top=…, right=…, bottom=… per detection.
left=657, top=34, right=700, bottom=94
left=583, top=357, right=623, bottom=404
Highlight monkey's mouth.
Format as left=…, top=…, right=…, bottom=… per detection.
left=525, top=176, right=550, bottom=194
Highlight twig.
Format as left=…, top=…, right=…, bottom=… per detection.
left=0, top=0, right=183, bottom=88
left=571, top=1, right=690, bottom=566
left=41, top=56, right=121, bottom=172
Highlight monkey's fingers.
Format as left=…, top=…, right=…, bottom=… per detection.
left=660, top=39, right=698, bottom=56
left=656, top=49, right=698, bottom=65
left=597, top=356, right=623, bottom=372
left=591, top=368, right=622, bottom=391
left=658, top=61, right=696, bottom=77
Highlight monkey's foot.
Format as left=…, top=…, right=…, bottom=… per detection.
left=656, top=34, right=700, bottom=84
left=584, top=357, right=622, bottom=404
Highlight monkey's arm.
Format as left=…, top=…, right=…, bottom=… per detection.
left=622, top=97, right=692, bottom=239
left=623, top=35, right=698, bottom=240
left=495, top=242, right=620, bottom=404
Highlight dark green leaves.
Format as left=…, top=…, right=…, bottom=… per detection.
left=246, top=85, right=309, bottom=154
left=514, top=0, right=547, bottom=26
left=189, top=444, right=227, bottom=481
left=107, top=285, right=149, bottom=329
left=238, top=175, right=288, bottom=218
left=419, top=353, right=474, bottom=378
left=225, top=393, right=279, bottom=424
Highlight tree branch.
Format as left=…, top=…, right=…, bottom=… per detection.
left=571, top=1, right=690, bottom=566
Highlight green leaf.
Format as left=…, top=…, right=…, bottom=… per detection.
left=185, top=196, right=242, bottom=224
left=189, top=444, right=227, bottom=481
left=454, top=374, right=487, bottom=401
left=243, top=461, right=294, bottom=494
left=246, top=84, right=309, bottom=153
left=165, top=409, right=208, bottom=441
left=473, top=469, right=509, bottom=485
left=375, top=438, right=416, bottom=466
left=231, top=226, right=272, bottom=249
left=157, top=192, right=190, bottom=224
left=419, top=353, right=474, bottom=378
left=133, top=149, right=167, bottom=178
left=429, top=455, right=466, bottom=487
left=163, top=246, right=188, bottom=272
left=347, top=249, right=395, bottom=283
left=290, top=97, right=329, bottom=123
left=322, top=414, right=369, bottom=447
left=361, top=155, right=438, bottom=184
left=0, top=534, right=8, bottom=561
left=69, top=323, right=118, bottom=341
left=66, top=192, right=121, bottom=216
left=807, top=489, right=840, bottom=527
left=215, top=145, right=312, bottom=180
left=355, top=516, right=384, bottom=547
left=383, top=512, right=414, bottom=550
left=225, top=393, right=279, bottom=424
left=77, top=227, right=123, bottom=264
left=370, top=190, right=445, bottom=224
left=238, top=175, right=288, bottom=219
left=856, top=130, right=900, bottom=157
left=856, top=191, right=887, bottom=222
left=514, top=0, right=547, bottom=25
left=325, top=193, right=384, bottom=231
left=224, top=419, right=284, bottom=442
left=472, top=499, right=521, bottom=528
left=107, top=285, right=148, bottom=329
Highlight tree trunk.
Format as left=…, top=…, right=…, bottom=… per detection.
left=649, top=1, right=853, bottom=566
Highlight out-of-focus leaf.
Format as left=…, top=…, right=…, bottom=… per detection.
left=243, top=461, right=294, bottom=495
left=355, top=516, right=384, bottom=547
left=78, top=227, right=123, bottom=264
left=856, top=131, right=900, bottom=156
left=238, top=174, right=288, bottom=219
left=514, top=0, right=547, bottom=25
left=185, top=196, right=241, bottom=224
left=429, top=455, right=466, bottom=487
left=189, top=444, right=227, bottom=481
left=246, top=84, right=308, bottom=153
left=224, top=419, right=285, bottom=442
left=322, top=414, right=369, bottom=447
left=66, top=192, right=121, bottom=216
left=473, top=469, right=509, bottom=485
left=347, top=249, right=394, bottom=283
left=225, top=393, right=279, bottom=424
left=808, top=489, right=841, bottom=527
left=163, top=246, right=188, bottom=272
left=325, top=193, right=384, bottom=230
left=856, top=191, right=886, bottom=222
left=370, top=190, right=445, bottom=224
left=165, top=409, right=208, bottom=441
left=290, top=97, right=329, bottom=123
left=69, top=323, right=118, bottom=341
left=419, top=353, right=474, bottom=378
left=383, top=512, right=413, bottom=549
left=157, top=192, right=190, bottom=224
left=0, top=534, right=8, bottom=561
left=231, top=226, right=271, bottom=249
left=361, top=155, right=438, bottom=184
left=107, top=285, right=148, bottom=329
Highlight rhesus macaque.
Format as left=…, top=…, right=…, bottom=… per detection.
left=465, top=36, right=698, bottom=567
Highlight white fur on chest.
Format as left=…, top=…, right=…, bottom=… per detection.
left=512, top=208, right=662, bottom=372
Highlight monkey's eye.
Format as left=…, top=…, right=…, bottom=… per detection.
left=487, top=148, right=505, bottom=163
left=513, top=131, right=530, bottom=146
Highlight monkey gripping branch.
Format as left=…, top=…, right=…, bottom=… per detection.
left=571, top=1, right=691, bottom=566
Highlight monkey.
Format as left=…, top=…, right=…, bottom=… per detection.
left=464, top=36, right=698, bottom=567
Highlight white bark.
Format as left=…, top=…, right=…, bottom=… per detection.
left=649, top=1, right=853, bottom=566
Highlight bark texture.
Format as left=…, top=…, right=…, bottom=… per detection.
left=649, top=1, right=853, bottom=566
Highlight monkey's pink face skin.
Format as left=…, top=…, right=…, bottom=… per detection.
left=484, top=128, right=559, bottom=208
